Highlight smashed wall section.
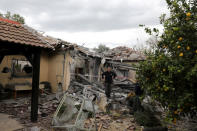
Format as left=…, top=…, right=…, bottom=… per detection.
left=52, top=86, right=106, bottom=131
left=69, top=46, right=102, bottom=84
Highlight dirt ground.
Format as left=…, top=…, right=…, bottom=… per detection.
left=0, top=113, right=23, bottom=131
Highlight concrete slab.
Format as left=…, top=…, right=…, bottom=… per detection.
left=0, top=113, right=23, bottom=131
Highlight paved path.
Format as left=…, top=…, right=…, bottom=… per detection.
left=0, top=113, right=23, bottom=131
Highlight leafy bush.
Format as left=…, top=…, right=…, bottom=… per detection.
left=134, top=110, right=161, bottom=127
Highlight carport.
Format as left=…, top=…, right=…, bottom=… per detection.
left=0, top=18, right=54, bottom=122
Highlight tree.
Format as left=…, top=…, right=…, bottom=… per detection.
left=137, top=0, right=197, bottom=121
left=145, top=36, right=158, bottom=52
left=0, top=11, right=25, bottom=24
left=93, top=44, right=110, bottom=53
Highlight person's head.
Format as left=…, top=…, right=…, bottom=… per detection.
left=107, top=66, right=111, bottom=72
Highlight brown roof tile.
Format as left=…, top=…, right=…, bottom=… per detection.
left=0, top=18, right=54, bottom=49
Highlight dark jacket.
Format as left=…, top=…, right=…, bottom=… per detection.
left=134, top=83, right=143, bottom=96
left=102, top=71, right=117, bottom=84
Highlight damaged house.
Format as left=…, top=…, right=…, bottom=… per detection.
left=0, top=24, right=73, bottom=97
left=70, top=45, right=102, bottom=82
left=0, top=18, right=146, bottom=131
left=103, top=46, right=146, bottom=83
left=0, top=17, right=104, bottom=127
left=0, top=17, right=103, bottom=98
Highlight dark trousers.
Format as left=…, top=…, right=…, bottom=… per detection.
left=104, top=83, right=112, bottom=98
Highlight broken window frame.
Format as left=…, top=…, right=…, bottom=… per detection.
left=11, top=59, right=32, bottom=78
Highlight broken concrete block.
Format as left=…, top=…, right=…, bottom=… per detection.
left=30, top=126, right=40, bottom=131
left=96, top=93, right=107, bottom=112
left=83, top=100, right=98, bottom=112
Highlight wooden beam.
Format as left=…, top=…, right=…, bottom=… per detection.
left=31, top=50, right=41, bottom=122
left=0, top=55, right=4, bottom=64
left=24, top=54, right=33, bottom=65
left=106, top=61, right=137, bottom=70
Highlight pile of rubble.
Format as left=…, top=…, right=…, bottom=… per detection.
left=113, top=78, right=135, bottom=90
left=52, top=87, right=139, bottom=131
left=104, top=46, right=145, bottom=61
left=0, top=67, right=139, bottom=131
left=84, top=112, right=137, bottom=131
left=68, top=73, right=135, bottom=103
left=0, top=94, right=59, bottom=130
left=50, top=70, right=139, bottom=130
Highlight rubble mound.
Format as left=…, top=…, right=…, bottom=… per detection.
left=104, top=46, right=146, bottom=61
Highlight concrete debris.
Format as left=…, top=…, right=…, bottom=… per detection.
left=103, top=46, right=146, bottom=61
left=56, top=82, right=63, bottom=101
left=68, top=72, right=135, bottom=110
left=52, top=85, right=103, bottom=130
left=0, top=73, right=140, bottom=131
left=51, top=69, right=139, bottom=130
left=0, top=94, right=58, bottom=131
left=30, top=126, right=40, bottom=131
left=96, top=93, right=107, bottom=112
left=84, top=112, right=138, bottom=131
left=107, top=61, right=137, bottom=70
left=114, top=79, right=135, bottom=89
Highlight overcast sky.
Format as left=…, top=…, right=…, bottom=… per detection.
left=0, top=0, right=168, bottom=49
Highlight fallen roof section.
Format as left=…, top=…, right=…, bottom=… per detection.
left=74, top=45, right=101, bottom=58
left=106, top=61, right=137, bottom=70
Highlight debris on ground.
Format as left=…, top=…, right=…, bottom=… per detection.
left=0, top=71, right=139, bottom=131
left=84, top=112, right=138, bottom=131
left=2, top=63, right=195, bottom=131
left=52, top=93, right=139, bottom=131
left=0, top=94, right=58, bottom=131
left=51, top=73, right=140, bottom=131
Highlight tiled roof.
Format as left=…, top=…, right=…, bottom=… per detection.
left=0, top=17, right=54, bottom=49
left=23, top=26, right=74, bottom=49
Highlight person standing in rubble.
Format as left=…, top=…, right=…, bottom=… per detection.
left=102, top=66, right=117, bottom=98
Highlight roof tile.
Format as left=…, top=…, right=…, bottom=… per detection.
left=0, top=18, right=54, bottom=49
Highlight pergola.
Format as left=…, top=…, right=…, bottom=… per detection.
left=0, top=18, right=54, bottom=122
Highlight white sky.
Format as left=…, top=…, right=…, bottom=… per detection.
left=0, top=0, right=169, bottom=49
